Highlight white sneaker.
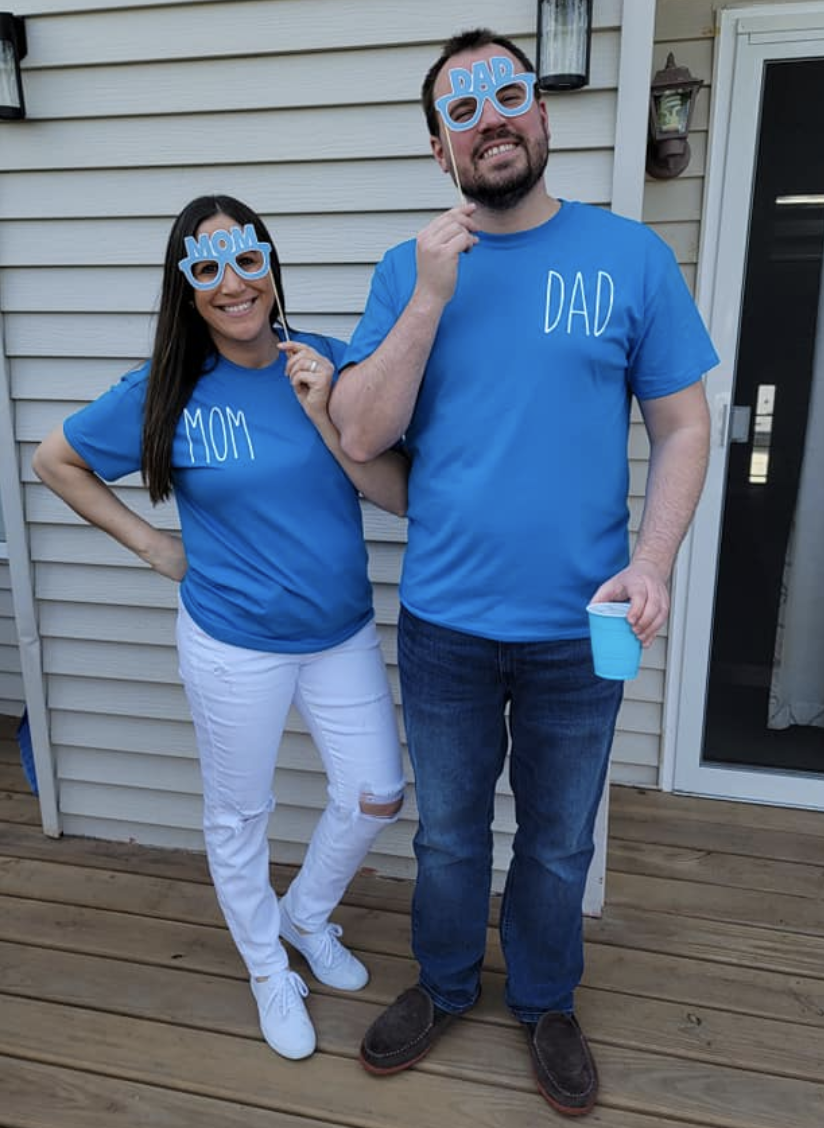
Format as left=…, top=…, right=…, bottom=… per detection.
left=250, top=970, right=316, bottom=1059
left=280, top=905, right=369, bottom=991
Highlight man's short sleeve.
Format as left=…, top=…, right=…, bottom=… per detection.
left=341, top=243, right=416, bottom=370
left=629, top=235, right=719, bottom=401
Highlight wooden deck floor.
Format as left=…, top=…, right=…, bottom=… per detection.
left=1, top=713, right=823, bottom=1127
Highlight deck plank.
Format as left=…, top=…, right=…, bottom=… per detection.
left=610, top=810, right=824, bottom=867
left=0, top=818, right=416, bottom=913
left=1, top=993, right=821, bottom=1128
left=611, top=784, right=824, bottom=838
left=0, top=994, right=573, bottom=1128
left=607, top=870, right=824, bottom=935
left=0, top=761, right=29, bottom=790
left=588, top=903, right=824, bottom=979
left=609, top=837, right=824, bottom=898
left=3, top=939, right=823, bottom=1084
left=0, top=1053, right=339, bottom=1128
left=5, top=849, right=824, bottom=983
left=4, top=891, right=824, bottom=1031
left=584, top=943, right=824, bottom=1028
left=0, top=790, right=40, bottom=825
left=2, top=717, right=823, bottom=1128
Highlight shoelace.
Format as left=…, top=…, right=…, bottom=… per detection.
left=267, top=970, right=309, bottom=1017
left=310, top=923, right=347, bottom=968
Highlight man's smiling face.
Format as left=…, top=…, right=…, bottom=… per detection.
left=431, top=45, right=550, bottom=211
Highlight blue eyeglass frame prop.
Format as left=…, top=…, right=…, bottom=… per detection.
left=435, top=55, right=537, bottom=132
left=178, top=223, right=272, bottom=291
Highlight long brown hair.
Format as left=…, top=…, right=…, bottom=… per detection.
left=141, top=195, right=287, bottom=502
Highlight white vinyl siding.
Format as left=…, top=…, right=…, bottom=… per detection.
left=0, top=559, right=25, bottom=717
left=4, top=0, right=659, bottom=873
left=646, top=0, right=717, bottom=286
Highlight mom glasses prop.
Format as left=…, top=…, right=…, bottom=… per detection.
left=178, top=224, right=272, bottom=291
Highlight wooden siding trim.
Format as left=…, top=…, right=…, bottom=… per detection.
left=611, top=0, right=656, bottom=220
left=0, top=315, right=58, bottom=830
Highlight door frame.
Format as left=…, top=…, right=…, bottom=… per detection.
left=667, top=2, right=824, bottom=808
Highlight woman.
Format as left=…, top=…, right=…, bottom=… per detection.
left=32, top=195, right=408, bottom=1061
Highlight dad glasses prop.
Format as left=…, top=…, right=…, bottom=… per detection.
left=435, top=56, right=536, bottom=133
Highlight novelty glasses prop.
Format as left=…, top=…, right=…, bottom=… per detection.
left=178, top=224, right=272, bottom=291
left=435, top=56, right=536, bottom=133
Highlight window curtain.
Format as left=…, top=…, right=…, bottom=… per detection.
left=769, top=248, right=824, bottom=729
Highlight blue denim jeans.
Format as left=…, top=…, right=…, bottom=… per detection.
left=398, top=607, right=623, bottom=1022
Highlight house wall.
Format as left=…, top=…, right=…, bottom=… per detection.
left=0, top=549, right=25, bottom=717
left=648, top=1, right=800, bottom=272
left=4, top=0, right=664, bottom=879
left=646, top=0, right=801, bottom=781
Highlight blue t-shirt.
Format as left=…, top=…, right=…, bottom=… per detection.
left=343, top=200, right=719, bottom=641
left=64, top=331, right=373, bottom=652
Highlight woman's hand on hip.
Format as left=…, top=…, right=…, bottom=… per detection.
left=142, top=530, right=188, bottom=582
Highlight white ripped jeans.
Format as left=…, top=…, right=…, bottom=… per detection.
left=176, top=600, right=405, bottom=979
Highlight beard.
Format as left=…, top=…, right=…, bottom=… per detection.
left=461, top=129, right=549, bottom=211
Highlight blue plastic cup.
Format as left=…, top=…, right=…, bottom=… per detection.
left=586, top=601, right=642, bottom=680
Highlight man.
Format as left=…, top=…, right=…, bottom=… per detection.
left=330, top=27, right=717, bottom=1117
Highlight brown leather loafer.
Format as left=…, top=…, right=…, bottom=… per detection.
left=527, top=1012, right=598, bottom=1116
left=360, top=985, right=454, bottom=1074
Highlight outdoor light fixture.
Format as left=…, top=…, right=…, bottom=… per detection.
left=646, top=52, right=702, bottom=179
left=536, top=0, right=592, bottom=91
left=0, top=11, right=26, bottom=119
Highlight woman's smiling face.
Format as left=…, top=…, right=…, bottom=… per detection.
left=191, top=212, right=277, bottom=363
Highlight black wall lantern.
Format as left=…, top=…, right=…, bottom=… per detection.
left=646, top=52, right=702, bottom=179
left=0, top=11, right=26, bottom=120
left=537, top=0, right=592, bottom=92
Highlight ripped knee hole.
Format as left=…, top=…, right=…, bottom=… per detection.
left=359, top=793, right=404, bottom=819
